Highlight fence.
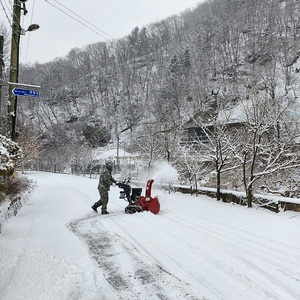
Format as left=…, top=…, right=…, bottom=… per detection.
left=133, top=180, right=300, bottom=213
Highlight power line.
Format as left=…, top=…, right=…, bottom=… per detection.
left=52, top=0, right=114, bottom=40
left=0, top=0, right=12, bottom=27
left=7, top=0, right=19, bottom=28
left=7, top=0, right=13, bottom=10
left=44, top=0, right=113, bottom=42
left=24, top=0, right=36, bottom=64
left=3, top=0, right=12, bottom=15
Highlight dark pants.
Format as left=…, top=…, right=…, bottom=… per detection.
left=94, top=189, right=109, bottom=213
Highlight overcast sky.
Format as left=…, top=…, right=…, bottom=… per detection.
left=0, top=0, right=202, bottom=64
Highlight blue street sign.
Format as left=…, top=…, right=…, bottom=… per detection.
left=13, top=88, right=40, bottom=98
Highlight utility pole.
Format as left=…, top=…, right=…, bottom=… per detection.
left=0, top=35, right=4, bottom=117
left=6, top=1, right=39, bottom=140
left=7, top=0, right=22, bottom=141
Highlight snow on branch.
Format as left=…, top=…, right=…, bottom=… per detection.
left=0, top=135, right=22, bottom=176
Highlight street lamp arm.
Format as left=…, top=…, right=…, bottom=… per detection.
left=21, top=24, right=40, bottom=35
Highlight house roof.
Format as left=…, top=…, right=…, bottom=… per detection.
left=184, top=102, right=246, bottom=129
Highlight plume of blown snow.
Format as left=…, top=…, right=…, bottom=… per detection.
left=145, top=161, right=178, bottom=184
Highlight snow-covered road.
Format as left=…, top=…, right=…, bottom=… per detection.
left=1, top=172, right=300, bottom=300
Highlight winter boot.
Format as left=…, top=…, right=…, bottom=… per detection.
left=91, top=205, right=98, bottom=213
left=101, top=211, right=109, bottom=215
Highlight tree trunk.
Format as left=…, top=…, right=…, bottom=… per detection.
left=216, top=165, right=221, bottom=201
left=246, top=185, right=253, bottom=208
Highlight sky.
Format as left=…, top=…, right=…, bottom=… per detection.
left=0, top=0, right=202, bottom=65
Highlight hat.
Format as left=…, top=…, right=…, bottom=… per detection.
left=105, top=160, right=113, bottom=168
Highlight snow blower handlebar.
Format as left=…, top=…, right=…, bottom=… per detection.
left=117, top=182, right=132, bottom=203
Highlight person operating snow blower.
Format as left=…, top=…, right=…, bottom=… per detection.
left=91, top=161, right=117, bottom=214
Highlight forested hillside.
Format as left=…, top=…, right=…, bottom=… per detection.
left=15, top=0, right=300, bottom=205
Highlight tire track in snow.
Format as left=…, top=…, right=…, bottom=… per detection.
left=66, top=181, right=299, bottom=300
left=155, top=213, right=300, bottom=300
left=168, top=211, right=300, bottom=267
left=101, top=207, right=299, bottom=300
left=68, top=214, right=202, bottom=300
left=104, top=213, right=243, bottom=300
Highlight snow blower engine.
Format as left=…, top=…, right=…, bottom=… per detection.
left=117, top=179, right=160, bottom=214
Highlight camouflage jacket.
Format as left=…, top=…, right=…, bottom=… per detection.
left=98, top=166, right=116, bottom=191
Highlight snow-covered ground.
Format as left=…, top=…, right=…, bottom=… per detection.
left=0, top=171, right=300, bottom=300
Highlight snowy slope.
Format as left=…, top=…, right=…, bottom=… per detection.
left=0, top=171, right=300, bottom=300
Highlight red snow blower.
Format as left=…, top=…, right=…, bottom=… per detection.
left=117, top=179, right=160, bottom=214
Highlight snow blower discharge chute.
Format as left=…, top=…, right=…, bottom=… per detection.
left=117, top=179, right=160, bottom=214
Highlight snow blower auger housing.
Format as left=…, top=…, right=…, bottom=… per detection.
left=118, top=179, right=160, bottom=214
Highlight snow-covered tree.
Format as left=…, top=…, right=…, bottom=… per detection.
left=0, top=135, right=23, bottom=203
left=176, top=143, right=211, bottom=192
left=187, top=108, right=241, bottom=200
left=0, top=135, right=22, bottom=177
left=236, top=92, right=300, bottom=207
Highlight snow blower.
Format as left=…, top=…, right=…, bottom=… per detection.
left=117, top=179, right=160, bottom=214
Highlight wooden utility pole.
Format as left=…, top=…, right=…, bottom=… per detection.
left=0, top=35, right=4, bottom=117
left=7, top=0, right=22, bottom=140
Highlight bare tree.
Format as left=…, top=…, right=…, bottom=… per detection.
left=177, top=142, right=212, bottom=193
left=16, top=122, right=43, bottom=171
left=187, top=106, right=241, bottom=200
left=237, top=91, right=300, bottom=207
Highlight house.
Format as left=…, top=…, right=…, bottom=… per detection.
left=182, top=105, right=246, bottom=146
